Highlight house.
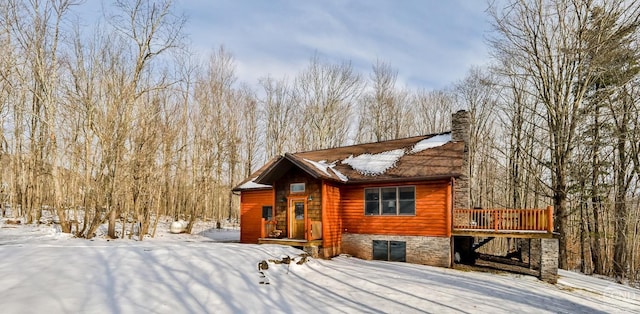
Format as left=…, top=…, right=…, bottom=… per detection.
left=233, top=110, right=559, bottom=283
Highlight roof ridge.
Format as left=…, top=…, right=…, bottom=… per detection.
left=290, top=131, right=452, bottom=155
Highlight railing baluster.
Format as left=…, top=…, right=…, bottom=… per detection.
left=453, top=207, right=551, bottom=233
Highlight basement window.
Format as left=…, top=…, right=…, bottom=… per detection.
left=365, top=186, right=415, bottom=215
left=372, top=240, right=406, bottom=262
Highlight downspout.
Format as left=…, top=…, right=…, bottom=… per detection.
left=450, top=177, right=455, bottom=236
left=450, top=176, right=456, bottom=268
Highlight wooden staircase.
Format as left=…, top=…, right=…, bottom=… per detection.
left=472, top=237, right=495, bottom=251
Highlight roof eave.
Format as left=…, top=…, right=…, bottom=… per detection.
left=254, top=157, right=282, bottom=182
left=283, top=153, right=324, bottom=180
left=231, top=186, right=273, bottom=192
left=253, top=154, right=329, bottom=185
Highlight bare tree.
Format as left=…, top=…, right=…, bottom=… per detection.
left=356, top=60, right=411, bottom=142
left=260, top=76, right=296, bottom=160
left=411, top=88, right=457, bottom=135
left=293, top=56, right=363, bottom=150
left=190, top=46, right=238, bottom=229
left=491, top=0, right=607, bottom=269
left=491, top=0, right=640, bottom=275
left=454, top=67, right=499, bottom=208
left=3, top=0, right=80, bottom=230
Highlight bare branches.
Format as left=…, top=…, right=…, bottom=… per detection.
left=293, top=56, right=363, bottom=150
left=356, top=60, right=411, bottom=142
left=490, top=0, right=640, bottom=277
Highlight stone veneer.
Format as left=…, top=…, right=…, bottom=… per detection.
left=451, top=110, right=470, bottom=210
left=341, top=233, right=451, bottom=267
left=523, top=238, right=558, bottom=284
left=529, top=238, right=541, bottom=270
left=539, top=238, right=559, bottom=284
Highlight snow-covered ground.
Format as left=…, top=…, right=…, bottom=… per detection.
left=1, top=220, right=639, bottom=314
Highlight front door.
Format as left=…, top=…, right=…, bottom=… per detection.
left=290, top=200, right=305, bottom=239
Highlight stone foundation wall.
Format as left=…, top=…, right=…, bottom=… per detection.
left=320, top=244, right=341, bottom=259
left=342, top=233, right=451, bottom=267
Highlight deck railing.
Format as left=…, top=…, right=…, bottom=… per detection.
left=261, top=218, right=278, bottom=238
left=260, top=218, right=322, bottom=240
left=453, top=206, right=554, bottom=233
left=309, top=220, right=322, bottom=240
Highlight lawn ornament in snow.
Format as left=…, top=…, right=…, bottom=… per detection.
left=170, top=220, right=188, bottom=233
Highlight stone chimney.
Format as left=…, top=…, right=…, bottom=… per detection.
left=451, top=110, right=470, bottom=143
left=451, top=110, right=470, bottom=210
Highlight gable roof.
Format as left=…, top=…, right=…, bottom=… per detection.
left=233, top=132, right=465, bottom=191
left=232, top=157, right=279, bottom=191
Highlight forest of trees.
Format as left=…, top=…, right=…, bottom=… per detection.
left=0, top=0, right=639, bottom=284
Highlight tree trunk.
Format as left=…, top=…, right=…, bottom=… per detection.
left=580, top=202, right=586, bottom=273
left=590, top=200, right=603, bottom=274
left=613, top=134, right=629, bottom=280
left=107, top=208, right=117, bottom=239
left=554, top=168, right=569, bottom=270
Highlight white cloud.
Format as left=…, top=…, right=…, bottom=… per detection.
left=89, top=0, right=497, bottom=90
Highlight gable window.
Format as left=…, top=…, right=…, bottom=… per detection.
left=290, top=183, right=305, bottom=193
left=365, top=186, right=415, bottom=215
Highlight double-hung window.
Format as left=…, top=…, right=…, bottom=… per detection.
left=365, top=186, right=415, bottom=215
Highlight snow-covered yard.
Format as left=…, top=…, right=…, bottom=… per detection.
left=1, top=221, right=638, bottom=314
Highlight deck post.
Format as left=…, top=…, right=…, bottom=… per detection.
left=493, top=209, right=499, bottom=231
left=546, top=206, right=553, bottom=233
left=261, top=218, right=266, bottom=238
left=539, top=238, right=559, bottom=284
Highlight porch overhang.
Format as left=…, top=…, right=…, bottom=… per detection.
left=254, top=154, right=322, bottom=185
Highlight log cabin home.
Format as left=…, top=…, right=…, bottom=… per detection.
left=233, top=110, right=559, bottom=283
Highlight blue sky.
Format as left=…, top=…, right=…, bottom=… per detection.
left=78, top=0, right=496, bottom=90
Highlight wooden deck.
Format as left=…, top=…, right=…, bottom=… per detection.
left=452, top=229, right=554, bottom=238
left=259, top=218, right=323, bottom=245
left=453, top=206, right=554, bottom=238
left=258, top=238, right=323, bottom=246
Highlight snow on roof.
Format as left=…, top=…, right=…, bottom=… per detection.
left=300, top=133, right=455, bottom=178
left=304, top=159, right=348, bottom=182
left=304, top=159, right=332, bottom=176
left=236, top=177, right=271, bottom=190
left=341, top=149, right=405, bottom=176
left=410, top=133, right=452, bottom=153
left=330, top=167, right=349, bottom=182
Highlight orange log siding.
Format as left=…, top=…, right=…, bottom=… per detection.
left=341, top=180, right=451, bottom=237
left=240, top=189, right=274, bottom=243
left=322, top=182, right=342, bottom=257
